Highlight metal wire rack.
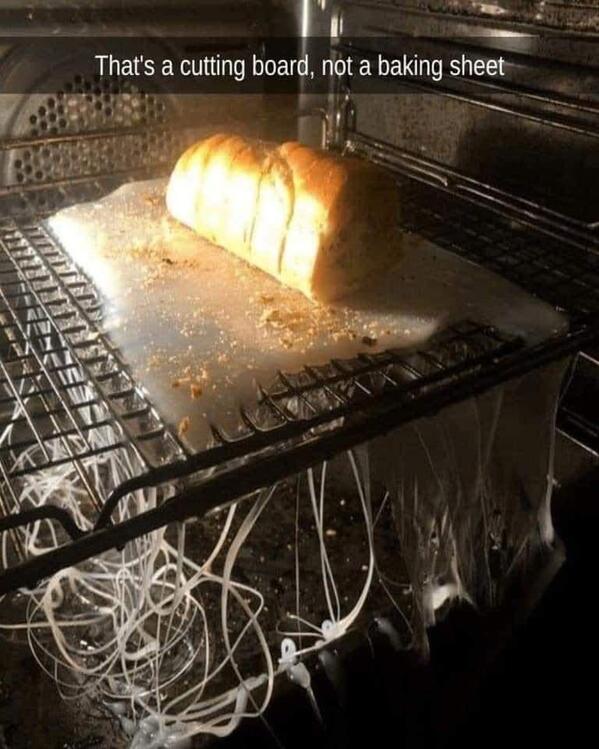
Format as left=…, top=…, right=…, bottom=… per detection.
left=396, top=178, right=599, bottom=324
left=0, top=314, right=524, bottom=593
left=557, top=349, right=599, bottom=456
left=0, top=216, right=184, bottom=467
left=0, top=127, right=598, bottom=593
left=348, top=135, right=599, bottom=324
left=0, top=210, right=186, bottom=572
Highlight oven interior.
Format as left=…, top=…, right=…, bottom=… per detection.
left=0, top=1, right=598, bottom=747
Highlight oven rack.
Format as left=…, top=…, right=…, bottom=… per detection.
left=557, top=349, right=599, bottom=457
left=396, top=176, right=599, bottom=325
left=348, top=135, right=599, bottom=324
left=1, top=317, right=594, bottom=595
left=0, top=213, right=188, bottom=566
left=1, top=157, right=599, bottom=593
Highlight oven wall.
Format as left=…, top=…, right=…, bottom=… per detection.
left=0, top=1, right=299, bottom=191
left=331, top=0, right=599, bottom=226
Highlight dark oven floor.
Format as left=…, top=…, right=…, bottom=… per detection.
left=1, top=461, right=597, bottom=749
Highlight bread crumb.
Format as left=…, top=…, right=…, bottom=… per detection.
left=172, top=376, right=191, bottom=388
left=362, top=335, right=377, bottom=347
left=144, top=194, right=162, bottom=208
left=190, top=383, right=203, bottom=399
left=260, top=308, right=282, bottom=327
left=178, top=416, right=190, bottom=438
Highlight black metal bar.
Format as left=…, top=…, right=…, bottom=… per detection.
left=337, top=41, right=599, bottom=143
left=0, top=506, right=85, bottom=541
left=0, top=123, right=188, bottom=153
left=349, top=135, right=599, bottom=249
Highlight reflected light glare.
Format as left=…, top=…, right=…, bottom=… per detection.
left=49, top=217, right=119, bottom=299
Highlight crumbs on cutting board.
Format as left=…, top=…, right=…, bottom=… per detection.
left=51, top=181, right=417, bottom=449
left=250, top=293, right=389, bottom=352
left=117, top=195, right=397, bottom=369
left=138, top=280, right=395, bottom=412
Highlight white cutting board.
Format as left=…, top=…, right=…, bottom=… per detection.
left=47, top=178, right=567, bottom=451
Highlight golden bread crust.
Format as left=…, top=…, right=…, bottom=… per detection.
left=166, top=135, right=402, bottom=301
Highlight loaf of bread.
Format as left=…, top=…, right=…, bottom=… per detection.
left=166, top=134, right=402, bottom=301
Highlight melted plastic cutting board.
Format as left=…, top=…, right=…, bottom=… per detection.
left=47, top=178, right=567, bottom=451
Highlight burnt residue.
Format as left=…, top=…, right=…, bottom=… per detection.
left=0, top=635, right=125, bottom=748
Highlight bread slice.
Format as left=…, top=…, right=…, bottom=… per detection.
left=166, top=133, right=228, bottom=230
left=279, top=143, right=340, bottom=298
left=220, top=141, right=268, bottom=259
left=310, top=157, right=403, bottom=301
left=250, top=146, right=296, bottom=276
left=194, top=134, right=248, bottom=243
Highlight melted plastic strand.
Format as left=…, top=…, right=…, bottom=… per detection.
left=1, top=415, right=381, bottom=747
left=0, top=311, right=495, bottom=743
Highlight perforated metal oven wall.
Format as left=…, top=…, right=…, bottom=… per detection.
left=26, top=73, right=168, bottom=145
left=9, top=73, right=177, bottom=188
